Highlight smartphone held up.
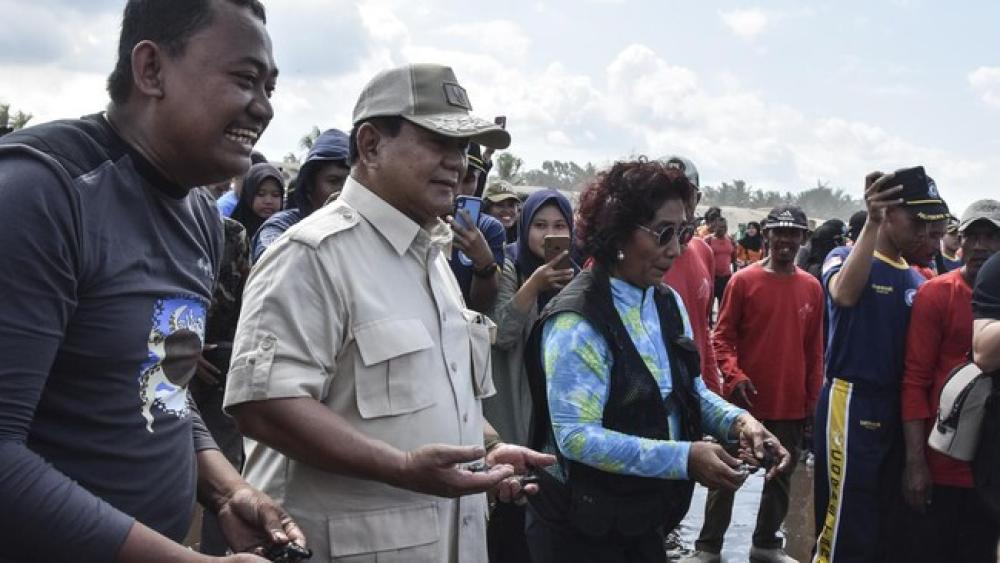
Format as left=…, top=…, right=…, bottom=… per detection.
left=455, top=195, right=482, bottom=231
left=543, top=235, right=572, bottom=270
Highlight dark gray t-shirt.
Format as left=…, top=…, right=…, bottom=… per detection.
left=0, top=115, right=222, bottom=562
left=975, top=253, right=1000, bottom=320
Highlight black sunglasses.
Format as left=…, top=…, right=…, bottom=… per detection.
left=637, top=223, right=695, bottom=247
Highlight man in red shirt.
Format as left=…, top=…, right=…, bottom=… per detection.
left=900, top=199, right=1000, bottom=563
left=705, top=217, right=736, bottom=321
left=684, top=205, right=824, bottom=563
left=661, top=156, right=722, bottom=394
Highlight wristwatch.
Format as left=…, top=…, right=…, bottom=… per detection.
left=473, top=262, right=498, bottom=278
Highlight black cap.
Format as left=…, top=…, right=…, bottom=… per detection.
left=894, top=166, right=950, bottom=221
left=467, top=143, right=486, bottom=173
left=763, top=205, right=809, bottom=230
left=848, top=210, right=867, bottom=241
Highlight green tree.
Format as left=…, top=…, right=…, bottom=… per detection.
left=701, top=178, right=862, bottom=221
left=0, top=104, right=32, bottom=135
left=521, top=159, right=596, bottom=191
left=494, top=152, right=524, bottom=182
left=299, top=126, right=321, bottom=151
left=703, top=179, right=754, bottom=207
left=793, top=181, right=862, bottom=220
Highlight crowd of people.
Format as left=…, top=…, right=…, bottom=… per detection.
left=2, top=2, right=1000, bottom=563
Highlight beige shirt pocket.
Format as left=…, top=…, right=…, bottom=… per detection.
left=353, top=318, right=437, bottom=418
left=462, top=309, right=497, bottom=399
left=327, top=503, right=440, bottom=562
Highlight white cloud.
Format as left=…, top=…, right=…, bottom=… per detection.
left=440, top=20, right=532, bottom=64
left=1, top=0, right=994, bottom=215
left=358, top=0, right=410, bottom=43
left=969, top=66, right=1000, bottom=108
left=547, top=130, right=573, bottom=145
left=719, top=8, right=770, bottom=40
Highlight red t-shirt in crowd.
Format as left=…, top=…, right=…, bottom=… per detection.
left=901, top=269, right=974, bottom=487
left=664, top=238, right=721, bottom=394
left=705, top=234, right=736, bottom=278
left=714, top=263, right=825, bottom=420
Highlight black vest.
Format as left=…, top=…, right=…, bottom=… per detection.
left=525, top=266, right=703, bottom=537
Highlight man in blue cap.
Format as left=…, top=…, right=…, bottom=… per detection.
left=251, top=128, right=350, bottom=262
left=813, top=167, right=949, bottom=562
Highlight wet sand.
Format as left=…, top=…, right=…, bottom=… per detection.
left=674, top=461, right=815, bottom=562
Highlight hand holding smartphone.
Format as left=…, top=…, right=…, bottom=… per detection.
left=543, top=235, right=572, bottom=270
left=455, top=195, right=482, bottom=231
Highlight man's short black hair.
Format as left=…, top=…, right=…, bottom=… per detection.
left=107, top=0, right=266, bottom=106
left=348, top=117, right=404, bottom=165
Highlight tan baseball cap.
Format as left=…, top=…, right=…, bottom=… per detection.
left=484, top=181, right=520, bottom=204
left=352, top=63, right=511, bottom=150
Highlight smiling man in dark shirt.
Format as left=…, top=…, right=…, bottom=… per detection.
left=0, top=1, right=303, bottom=562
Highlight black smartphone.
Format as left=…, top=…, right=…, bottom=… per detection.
left=544, top=235, right=572, bottom=270
left=889, top=166, right=926, bottom=192
left=455, top=196, right=482, bottom=230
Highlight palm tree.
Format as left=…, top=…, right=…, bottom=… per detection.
left=0, top=104, right=33, bottom=136
left=299, top=126, right=321, bottom=151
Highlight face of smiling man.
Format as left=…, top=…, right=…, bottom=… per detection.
left=124, top=0, right=278, bottom=187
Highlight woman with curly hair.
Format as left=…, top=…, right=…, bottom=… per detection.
left=523, top=158, right=790, bottom=563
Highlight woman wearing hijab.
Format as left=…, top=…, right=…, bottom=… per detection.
left=486, top=188, right=576, bottom=447
left=736, top=221, right=765, bottom=268
left=230, top=162, right=285, bottom=240
left=484, top=188, right=576, bottom=563
left=803, top=219, right=846, bottom=283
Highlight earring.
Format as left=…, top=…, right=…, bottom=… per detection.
left=616, top=249, right=625, bottom=261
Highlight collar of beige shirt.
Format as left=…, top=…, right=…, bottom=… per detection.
left=340, top=176, right=453, bottom=257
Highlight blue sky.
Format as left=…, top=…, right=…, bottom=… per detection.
left=2, top=0, right=998, bottom=214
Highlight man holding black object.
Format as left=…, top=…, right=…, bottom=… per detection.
left=224, top=63, right=554, bottom=563
left=812, top=167, right=949, bottom=562
left=0, top=0, right=304, bottom=561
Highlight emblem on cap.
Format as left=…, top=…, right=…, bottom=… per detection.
left=443, top=83, right=472, bottom=111
left=927, top=179, right=939, bottom=199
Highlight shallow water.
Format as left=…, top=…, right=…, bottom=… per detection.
left=673, top=462, right=816, bottom=562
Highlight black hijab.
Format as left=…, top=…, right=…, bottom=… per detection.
left=507, top=189, right=576, bottom=310
left=739, top=221, right=763, bottom=252
left=231, top=163, right=284, bottom=238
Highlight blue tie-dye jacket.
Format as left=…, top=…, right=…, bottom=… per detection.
left=541, top=278, right=745, bottom=481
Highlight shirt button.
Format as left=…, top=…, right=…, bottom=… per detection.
left=450, top=362, right=458, bottom=372
left=261, top=340, right=273, bottom=350
left=343, top=211, right=355, bottom=220
left=248, top=358, right=256, bottom=365
left=462, top=516, right=472, bottom=526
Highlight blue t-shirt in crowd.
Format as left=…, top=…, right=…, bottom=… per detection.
left=822, top=246, right=926, bottom=388
left=938, top=252, right=964, bottom=274
left=0, top=115, right=221, bottom=562
left=251, top=208, right=304, bottom=263
left=216, top=189, right=238, bottom=217
left=449, top=213, right=506, bottom=301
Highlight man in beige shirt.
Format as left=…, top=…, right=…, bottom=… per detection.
left=224, top=63, right=554, bottom=562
